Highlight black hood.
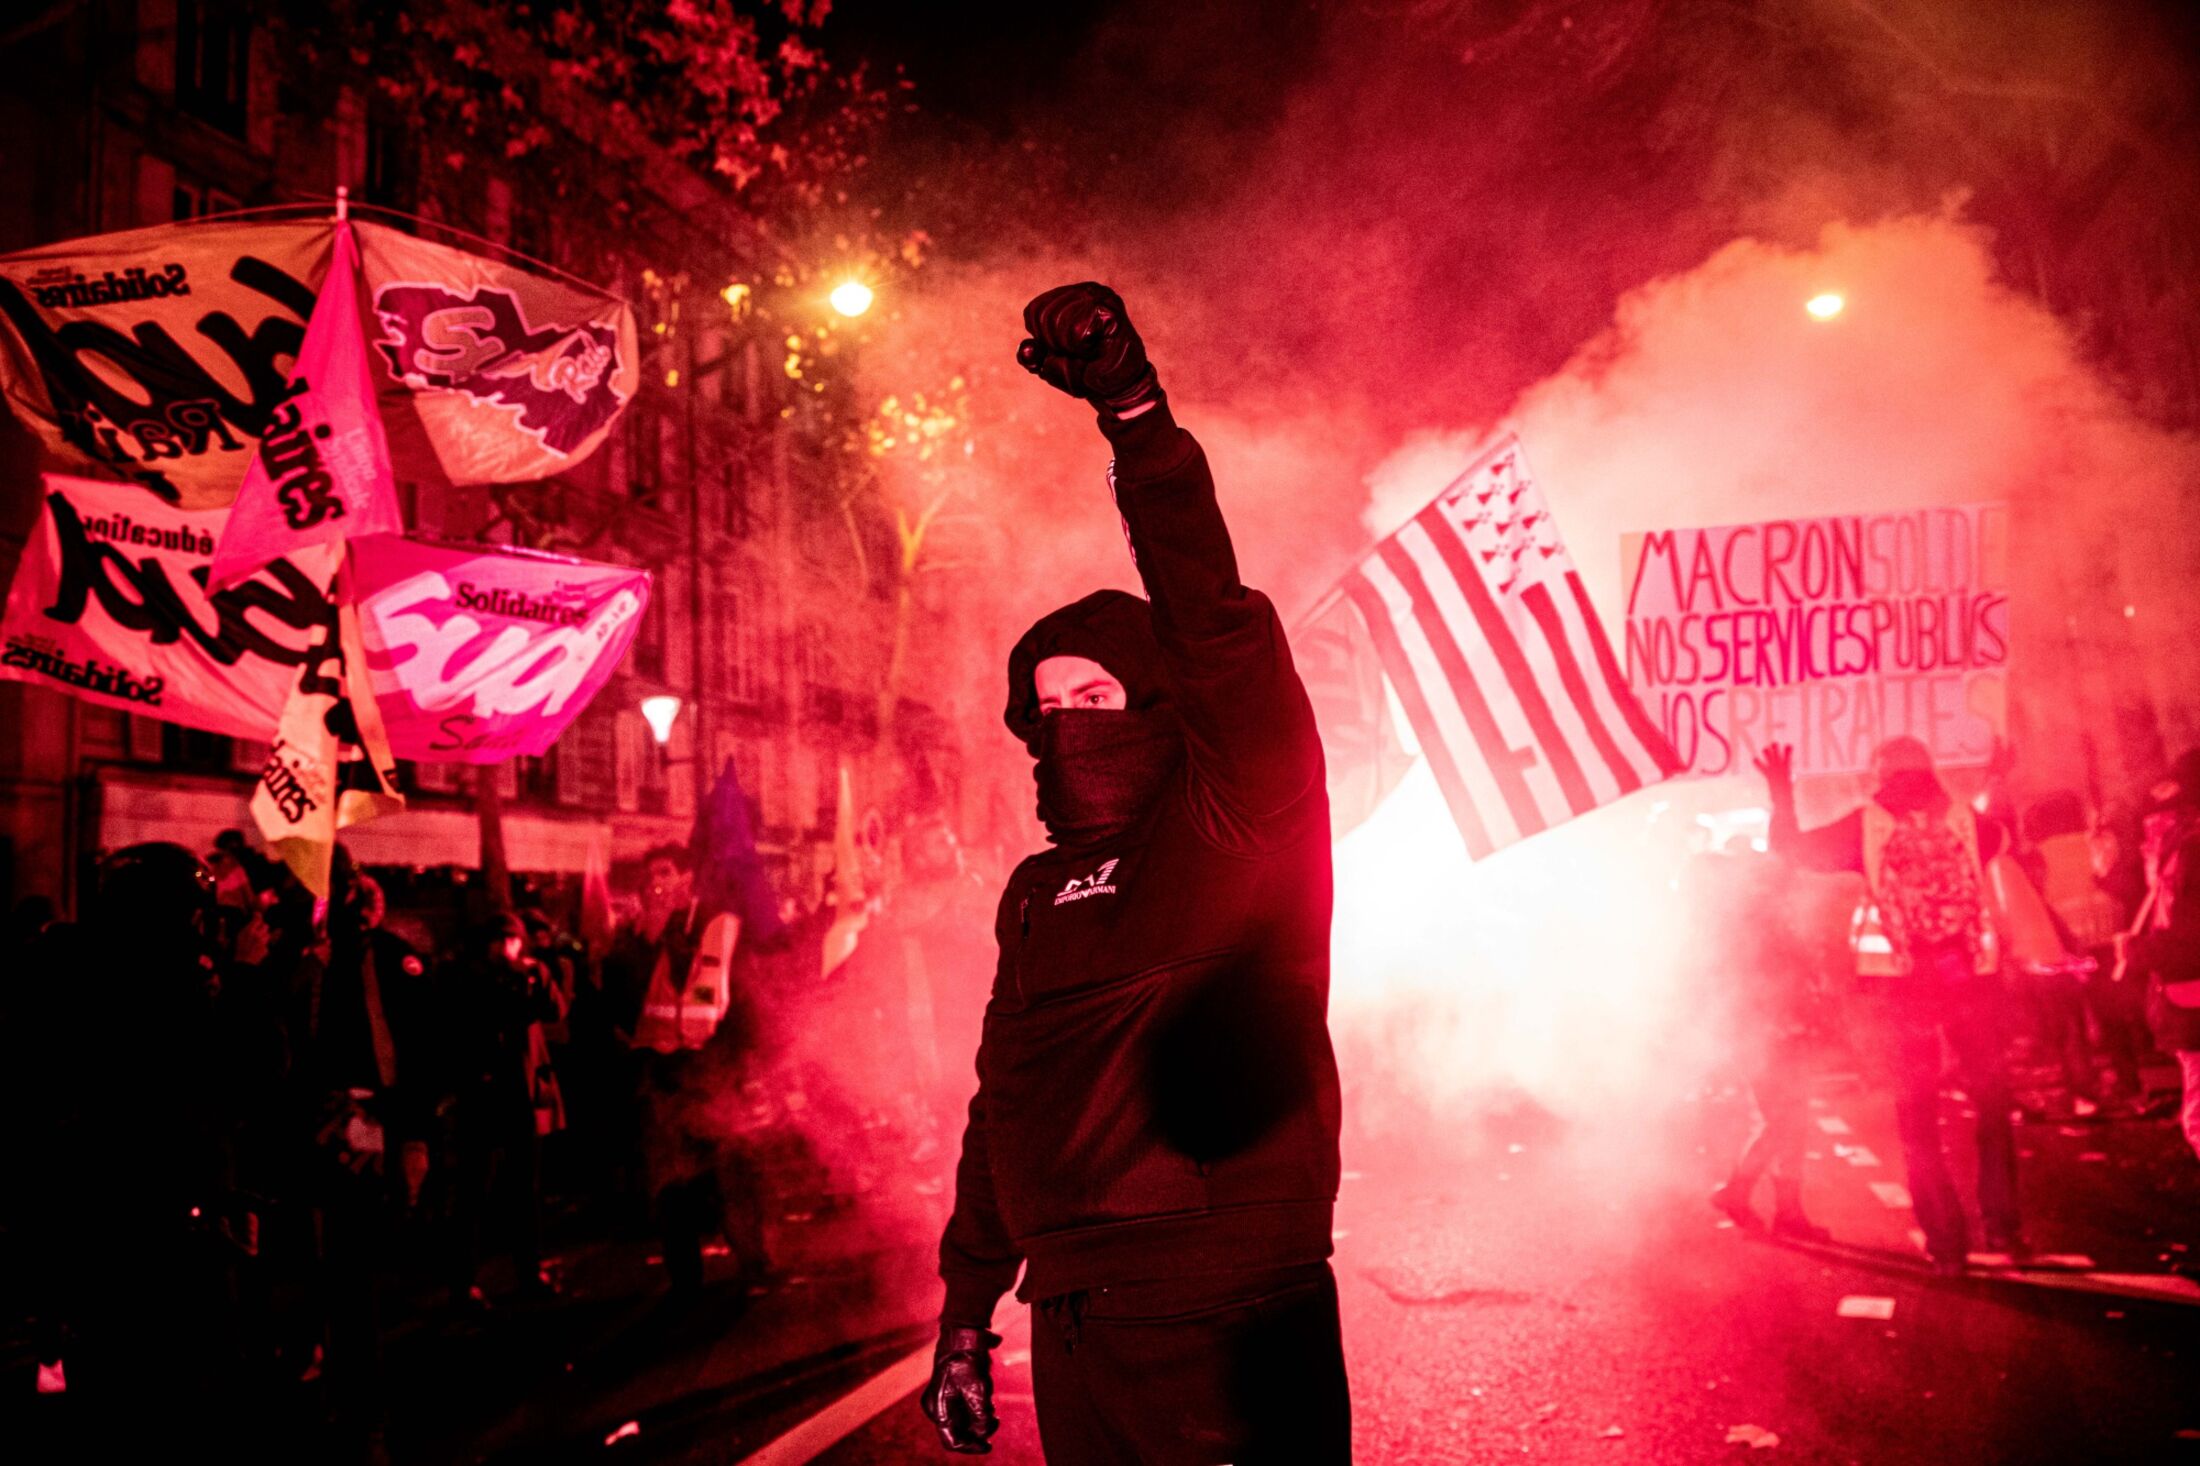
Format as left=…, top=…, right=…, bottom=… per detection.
left=1873, top=767, right=1951, bottom=817
left=1003, top=589, right=1172, bottom=755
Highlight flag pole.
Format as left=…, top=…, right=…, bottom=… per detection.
left=1292, top=577, right=1350, bottom=637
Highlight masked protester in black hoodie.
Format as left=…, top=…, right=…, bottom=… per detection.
left=921, top=285, right=1347, bottom=1462
left=1761, top=735, right=2023, bottom=1274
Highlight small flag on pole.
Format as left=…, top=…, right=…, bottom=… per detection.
left=1331, top=436, right=1676, bottom=859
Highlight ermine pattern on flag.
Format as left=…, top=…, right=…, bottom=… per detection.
left=1340, top=437, right=1676, bottom=859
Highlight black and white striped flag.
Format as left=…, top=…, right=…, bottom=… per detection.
left=1331, top=437, right=1677, bottom=859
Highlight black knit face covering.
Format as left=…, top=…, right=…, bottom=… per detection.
left=1033, top=708, right=1184, bottom=847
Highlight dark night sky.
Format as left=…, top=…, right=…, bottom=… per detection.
left=828, top=1, right=1113, bottom=135
left=825, top=0, right=1331, bottom=189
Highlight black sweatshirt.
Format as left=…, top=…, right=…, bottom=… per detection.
left=938, top=403, right=1339, bottom=1325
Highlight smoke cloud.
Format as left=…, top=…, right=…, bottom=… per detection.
left=1344, top=206, right=2198, bottom=1132
left=799, top=0, right=2200, bottom=1198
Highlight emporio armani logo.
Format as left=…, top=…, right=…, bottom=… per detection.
left=1054, top=858, right=1121, bottom=906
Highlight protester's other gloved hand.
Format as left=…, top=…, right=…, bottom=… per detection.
left=919, top=1324, right=1001, bottom=1453
left=1016, top=283, right=1161, bottom=417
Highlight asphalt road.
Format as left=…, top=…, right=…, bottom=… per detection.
left=24, top=1061, right=2189, bottom=1463
left=795, top=1073, right=2200, bottom=1465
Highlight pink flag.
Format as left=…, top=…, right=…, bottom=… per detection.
left=208, top=222, right=399, bottom=591
left=349, top=533, right=652, bottom=764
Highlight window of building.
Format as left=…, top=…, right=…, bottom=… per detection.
left=175, top=1, right=250, bottom=137
left=626, top=405, right=660, bottom=506
left=713, top=590, right=768, bottom=708
left=408, top=758, right=460, bottom=794
left=632, top=568, right=667, bottom=681
left=230, top=738, right=269, bottom=777
left=126, top=714, right=166, bottom=764
left=161, top=723, right=235, bottom=774
left=614, top=711, right=644, bottom=813
left=637, top=721, right=668, bottom=816
left=657, top=411, right=687, bottom=494
left=79, top=708, right=128, bottom=761
left=721, top=454, right=751, bottom=538
left=508, top=196, right=550, bottom=268
left=516, top=750, right=554, bottom=802
left=557, top=708, right=616, bottom=808
left=364, top=94, right=419, bottom=212
left=814, top=748, right=838, bottom=829
left=793, top=620, right=823, bottom=691
left=710, top=590, right=736, bottom=699
left=172, top=180, right=240, bottom=221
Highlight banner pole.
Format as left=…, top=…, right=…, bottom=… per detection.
left=1292, top=577, right=1349, bottom=636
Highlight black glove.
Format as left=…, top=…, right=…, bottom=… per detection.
left=919, top=1324, right=1001, bottom=1454
left=1016, top=283, right=1162, bottom=417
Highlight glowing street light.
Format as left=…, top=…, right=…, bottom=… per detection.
left=640, top=694, right=683, bottom=747
left=1805, top=292, right=1845, bottom=321
left=829, top=280, right=875, bottom=318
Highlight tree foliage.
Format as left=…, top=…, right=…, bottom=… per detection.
left=282, top=0, right=894, bottom=217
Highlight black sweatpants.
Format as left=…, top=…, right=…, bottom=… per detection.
left=1030, top=1261, right=1350, bottom=1464
left=1883, top=956, right=2021, bottom=1259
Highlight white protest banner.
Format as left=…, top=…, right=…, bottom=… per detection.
left=0, top=473, right=337, bottom=735
left=0, top=220, right=329, bottom=510
left=1621, top=504, right=2010, bottom=779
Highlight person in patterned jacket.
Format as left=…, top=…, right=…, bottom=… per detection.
left=1759, top=735, right=2024, bottom=1273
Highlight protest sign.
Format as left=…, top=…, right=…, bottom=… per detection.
left=0, top=220, right=330, bottom=510
left=357, top=222, right=639, bottom=486
left=348, top=534, right=651, bottom=764
left=0, top=474, right=337, bottom=736
left=1622, top=505, right=2010, bottom=779
left=209, top=221, right=400, bottom=590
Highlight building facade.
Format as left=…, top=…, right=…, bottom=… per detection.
left=0, top=0, right=953, bottom=912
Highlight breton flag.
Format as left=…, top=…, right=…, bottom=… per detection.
left=1330, top=436, right=1677, bottom=859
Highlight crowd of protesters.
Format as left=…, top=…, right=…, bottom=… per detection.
left=8, top=736, right=2199, bottom=1453
left=1704, top=736, right=2200, bottom=1271
left=0, top=801, right=997, bottom=1459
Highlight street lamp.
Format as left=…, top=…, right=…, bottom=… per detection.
left=641, top=694, right=683, bottom=750
left=829, top=280, right=875, bottom=318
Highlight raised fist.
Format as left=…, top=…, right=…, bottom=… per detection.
left=1016, top=282, right=1161, bottom=415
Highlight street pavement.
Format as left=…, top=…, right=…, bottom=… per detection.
left=785, top=1068, right=2200, bottom=1465
left=14, top=1060, right=2194, bottom=1462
